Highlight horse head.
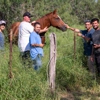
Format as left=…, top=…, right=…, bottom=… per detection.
left=35, top=9, right=67, bottom=43
left=48, top=9, right=67, bottom=31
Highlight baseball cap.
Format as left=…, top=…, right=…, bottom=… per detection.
left=0, top=20, right=6, bottom=25
left=23, top=12, right=33, bottom=18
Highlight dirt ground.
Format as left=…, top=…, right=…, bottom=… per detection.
left=60, top=90, right=100, bottom=100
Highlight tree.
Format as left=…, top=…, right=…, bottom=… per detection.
left=70, top=0, right=97, bottom=23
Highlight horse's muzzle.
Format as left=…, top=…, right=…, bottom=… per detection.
left=61, top=26, right=67, bottom=31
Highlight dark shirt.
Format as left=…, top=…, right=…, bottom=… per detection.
left=80, top=29, right=95, bottom=56
left=92, top=29, right=100, bottom=54
left=0, top=32, right=4, bottom=50
left=92, top=30, right=100, bottom=44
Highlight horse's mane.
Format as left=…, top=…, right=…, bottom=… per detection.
left=45, top=11, right=53, bottom=16
left=36, top=11, right=53, bottom=29
left=37, top=11, right=53, bottom=20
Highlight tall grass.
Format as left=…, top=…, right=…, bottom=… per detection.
left=1, top=26, right=100, bottom=100
left=0, top=45, right=56, bottom=100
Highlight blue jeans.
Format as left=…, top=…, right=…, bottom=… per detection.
left=33, top=54, right=42, bottom=70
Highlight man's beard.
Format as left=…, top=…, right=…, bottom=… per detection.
left=94, top=26, right=99, bottom=30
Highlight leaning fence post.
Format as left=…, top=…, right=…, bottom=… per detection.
left=49, top=33, right=57, bottom=93
left=9, top=29, right=13, bottom=79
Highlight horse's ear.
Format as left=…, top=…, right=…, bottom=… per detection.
left=53, top=9, right=57, bottom=14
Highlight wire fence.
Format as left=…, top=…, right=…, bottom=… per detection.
left=0, top=31, right=83, bottom=65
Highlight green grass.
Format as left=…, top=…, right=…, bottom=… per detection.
left=1, top=26, right=100, bottom=100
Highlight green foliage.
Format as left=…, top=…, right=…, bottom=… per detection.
left=70, top=0, right=98, bottom=23
left=0, top=45, right=57, bottom=100
left=0, top=0, right=80, bottom=30
left=0, top=0, right=99, bottom=26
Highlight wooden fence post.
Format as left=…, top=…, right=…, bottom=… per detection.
left=49, top=33, right=57, bottom=93
left=9, top=29, right=13, bottom=79
left=74, top=32, right=76, bottom=59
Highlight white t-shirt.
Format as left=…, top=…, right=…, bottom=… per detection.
left=18, top=21, right=34, bottom=52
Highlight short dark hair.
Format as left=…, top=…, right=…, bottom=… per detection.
left=91, top=18, right=99, bottom=23
left=34, top=22, right=40, bottom=27
left=84, top=20, right=91, bottom=24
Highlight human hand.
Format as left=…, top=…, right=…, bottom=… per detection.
left=90, top=55, right=94, bottom=62
left=31, top=21, right=36, bottom=25
left=93, top=44, right=100, bottom=48
left=65, top=24, right=70, bottom=29
left=39, top=43, right=45, bottom=47
left=77, top=33, right=83, bottom=37
left=42, top=26, right=48, bottom=32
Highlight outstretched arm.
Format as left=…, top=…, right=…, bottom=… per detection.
left=66, top=24, right=80, bottom=33
left=39, top=26, right=48, bottom=33
left=66, top=24, right=90, bottom=42
left=77, top=33, right=90, bottom=42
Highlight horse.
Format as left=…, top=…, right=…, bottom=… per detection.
left=9, top=9, right=67, bottom=44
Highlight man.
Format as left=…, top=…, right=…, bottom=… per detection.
left=29, top=22, right=44, bottom=70
left=66, top=20, right=95, bottom=75
left=0, top=20, right=6, bottom=50
left=18, top=12, right=48, bottom=66
left=91, top=18, right=100, bottom=76
left=18, top=12, right=34, bottom=66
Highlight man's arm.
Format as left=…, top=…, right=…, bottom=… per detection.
left=30, top=32, right=45, bottom=48
left=31, top=43, right=44, bottom=48
left=77, top=33, right=91, bottom=42
left=66, top=24, right=80, bottom=33
left=66, top=24, right=91, bottom=42
left=39, top=27, right=48, bottom=33
left=93, top=44, right=100, bottom=49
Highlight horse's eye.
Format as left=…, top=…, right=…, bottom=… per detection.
left=56, top=17, right=60, bottom=20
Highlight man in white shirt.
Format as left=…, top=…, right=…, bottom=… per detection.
left=18, top=12, right=34, bottom=66
left=18, top=12, right=48, bottom=67
left=18, top=12, right=33, bottom=52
